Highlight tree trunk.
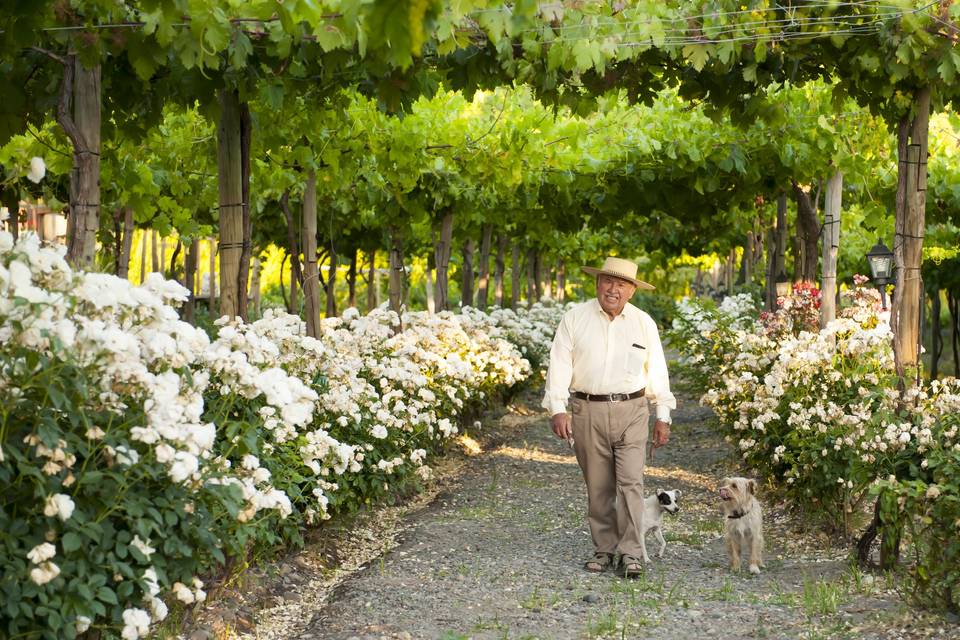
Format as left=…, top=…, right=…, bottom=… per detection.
left=116, top=207, right=134, bottom=278
left=461, top=237, right=475, bottom=308
left=58, top=56, right=101, bottom=270
left=494, top=234, right=506, bottom=307
left=302, top=170, right=322, bottom=336
left=931, top=288, right=942, bottom=380
left=289, top=251, right=299, bottom=314
left=526, top=248, right=537, bottom=305
left=725, top=248, right=736, bottom=293
left=556, top=258, right=566, bottom=302
left=169, top=239, right=181, bottom=280
left=821, top=171, right=843, bottom=327
left=742, top=234, right=753, bottom=284
left=367, top=250, right=377, bottom=313
left=347, top=248, right=358, bottom=310
left=791, top=181, right=820, bottom=284
left=324, top=249, right=338, bottom=318
left=140, top=229, right=150, bottom=284
left=151, top=230, right=160, bottom=273
left=892, top=86, right=931, bottom=379
left=434, top=210, right=454, bottom=311
left=388, top=229, right=404, bottom=322
left=950, top=291, right=959, bottom=377
left=159, top=235, right=167, bottom=276
left=238, top=103, right=253, bottom=321
left=374, top=252, right=382, bottom=308
left=766, top=194, right=788, bottom=309
left=279, top=190, right=302, bottom=316
left=511, top=243, right=521, bottom=309
left=541, top=257, right=552, bottom=300
left=250, top=255, right=262, bottom=319
left=217, top=87, right=245, bottom=320
left=476, top=223, right=493, bottom=310
left=183, top=237, right=198, bottom=324
left=208, top=237, right=217, bottom=314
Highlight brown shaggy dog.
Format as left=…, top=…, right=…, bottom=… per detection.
left=718, top=477, right=764, bottom=574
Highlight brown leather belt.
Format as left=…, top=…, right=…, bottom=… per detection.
left=570, top=389, right=645, bottom=402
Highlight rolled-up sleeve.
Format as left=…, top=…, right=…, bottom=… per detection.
left=542, top=311, right=575, bottom=416
left=643, top=314, right=676, bottom=422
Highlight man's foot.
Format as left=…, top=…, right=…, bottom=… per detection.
left=620, top=555, right=643, bottom=578
left=583, top=552, right=615, bottom=573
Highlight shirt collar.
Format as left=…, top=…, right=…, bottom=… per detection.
left=590, top=298, right=638, bottom=320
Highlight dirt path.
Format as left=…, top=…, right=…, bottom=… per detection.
left=223, top=393, right=954, bottom=640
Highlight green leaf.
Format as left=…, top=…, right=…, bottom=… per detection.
left=573, top=41, right=594, bottom=72
left=61, top=533, right=82, bottom=553
left=753, top=40, right=766, bottom=64
left=682, top=44, right=711, bottom=72
left=938, top=51, right=958, bottom=84
left=96, top=587, right=117, bottom=605
left=314, top=24, right=346, bottom=52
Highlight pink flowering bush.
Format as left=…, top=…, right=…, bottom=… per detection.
left=758, top=281, right=822, bottom=337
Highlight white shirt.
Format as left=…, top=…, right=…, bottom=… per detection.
left=542, top=299, right=676, bottom=421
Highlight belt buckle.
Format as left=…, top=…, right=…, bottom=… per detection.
left=610, top=393, right=626, bottom=403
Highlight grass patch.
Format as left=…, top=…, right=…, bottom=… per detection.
left=663, top=531, right=710, bottom=547
left=705, top=578, right=737, bottom=602
left=583, top=609, right=651, bottom=639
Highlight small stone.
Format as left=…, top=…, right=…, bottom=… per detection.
left=189, top=630, right=213, bottom=640
left=582, top=593, right=599, bottom=604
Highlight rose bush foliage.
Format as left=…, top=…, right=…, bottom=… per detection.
left=671, top=285, right=960, bottom=610
left=0, top=231, right=567, bottom=639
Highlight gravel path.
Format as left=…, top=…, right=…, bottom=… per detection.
left=211, top=392, right=956, bottom=640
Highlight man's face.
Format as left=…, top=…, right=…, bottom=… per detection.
left=596, top=274, right=637, bottom=317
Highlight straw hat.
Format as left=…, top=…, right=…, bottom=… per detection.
left=581, top=256, right=655, bottom=291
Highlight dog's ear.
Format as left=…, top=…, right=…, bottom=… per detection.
left=747, top=479, right=757, bottom=495
left=675, top=489, right=682, bottom=499
left=657, top=490, right=671, bottom=505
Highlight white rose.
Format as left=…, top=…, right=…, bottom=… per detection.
left=27, top=543, right=57, bottom=564
left=27, top=156, right=46, bottom=183
left=29, top=561, right=61, bottom=585
left=43, top=494, right=76, bottom=521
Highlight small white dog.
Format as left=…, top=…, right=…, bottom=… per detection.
left=718, top=477, right=764, bottom=574
left=638, top=489, right=682, bottom=562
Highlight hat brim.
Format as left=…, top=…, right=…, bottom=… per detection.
left=582, top=266, right=655, bottom=291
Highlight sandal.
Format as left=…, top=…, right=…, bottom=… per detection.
left=583, top=552, right=615, bottom=573
left=620, top=555, right=644, bottom=579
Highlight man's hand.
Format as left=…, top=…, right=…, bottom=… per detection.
left=652, top=420, right=671, bottom=448
left=648, top=420, right=671, bottom=461
left=551, top=412, right=572, bottom=441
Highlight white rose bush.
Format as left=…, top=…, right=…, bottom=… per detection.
left=0, top=231, right=565, bottom=639
left=670, top=283, right=960, bottom=611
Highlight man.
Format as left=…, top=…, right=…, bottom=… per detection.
left=543, top=256, right=675, bottom=578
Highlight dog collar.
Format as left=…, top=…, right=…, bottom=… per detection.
left=727, top=508, right=751, bottom=520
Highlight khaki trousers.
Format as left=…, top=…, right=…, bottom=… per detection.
left=570, top=395, right=649, bottom=559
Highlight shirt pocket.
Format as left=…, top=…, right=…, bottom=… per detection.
left=625, top=343, right=646, bottom=376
